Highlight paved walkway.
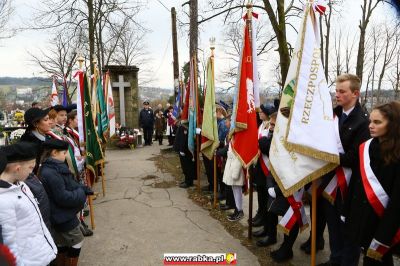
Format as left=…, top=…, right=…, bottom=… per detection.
left=80, top=145, right=259, bottom=266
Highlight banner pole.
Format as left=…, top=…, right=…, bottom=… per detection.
left=101, top=162, right=106, bottom=197
left=248, top=167, right=253, bottom=239
left=213, top=153, right=217, bottom=208
left=311, top=180, right=317, bottom=266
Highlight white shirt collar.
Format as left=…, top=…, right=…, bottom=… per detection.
left=343, top=106, right=355, bottom=116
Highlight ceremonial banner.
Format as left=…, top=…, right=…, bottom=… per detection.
left=105, top=73, right=116, bottom=137
left=181, top=81, right=190, bottom=123
left=172, top=86, right=181, bottom=119
left=75, top=71, right=85, bottom=143
left=200, top=57, right=219, bottom=160
left=50, top=78, right=60, bottom=106
left=230, top=15, right=259, bottom=168
left=188, top=57, right=197, bottom=156
left=83, top=73, right=104, bottom=178
left=96, top=77, right=108, bottom=142
left=269, top=5, right=339, bottom=196
left=62, top=85, right=68, bottom=107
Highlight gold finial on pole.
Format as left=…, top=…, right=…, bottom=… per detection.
left=209, top=37, right=216, bottom=57
left=77, top=55, right=84, bottom=70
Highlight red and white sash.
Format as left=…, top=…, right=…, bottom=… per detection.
left=258, top=122, right=270, bottom=177
left=360, top=139, right=400, bottom=260
left=278, top=188, right=309, bottom=235
left=323, top=115, right=352, bottom=204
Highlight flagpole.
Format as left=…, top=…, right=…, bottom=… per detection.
left=77, top=54, right=96, bottom=230
left=246, top=1, right=254, bottom=240
left=193, top=55, right=201, bottom=193
left=311, top=180, right=317, bottom=266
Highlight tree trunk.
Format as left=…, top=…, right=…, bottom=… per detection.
left=356, top=28, right=366, bottom=81
left=189, top=0, right=198, bottom=59
left=263, top=0, right=290, bottom=89
left=87, top=0, right=95, bottom=74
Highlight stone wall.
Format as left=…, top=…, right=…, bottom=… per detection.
left=103, top=65, right=139, bottom=129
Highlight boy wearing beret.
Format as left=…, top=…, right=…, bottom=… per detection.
left=0, top=142, right=57, bottom=266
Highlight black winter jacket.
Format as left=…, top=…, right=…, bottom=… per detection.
left=39, top=158, right=86, bottom=232
left=321, top=102, right=370, bottom=211
left=344, top=138, right=400, bottom=248
left=139, top=108, right=154, bottom=128
left=25, top=173, right=51, bottom=230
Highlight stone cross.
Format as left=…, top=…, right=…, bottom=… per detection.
left=112, top=75, right=130, bottom=126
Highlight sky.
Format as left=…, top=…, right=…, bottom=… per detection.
left=0, top=0, right=396, bottom=90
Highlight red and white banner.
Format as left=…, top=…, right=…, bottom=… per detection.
left=50, top=78, right=60, bottom=106
left=230, top=13, right=259, bottom=168
left=278, top=188, right=309, bottom=234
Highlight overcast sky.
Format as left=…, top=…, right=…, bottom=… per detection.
left=0, top=0, right=396, bottom=90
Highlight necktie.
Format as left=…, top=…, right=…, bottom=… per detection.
left=339, top=113, right=347, bottom=126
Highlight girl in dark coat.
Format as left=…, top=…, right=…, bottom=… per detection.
left=344, top=101, right=400, bottom=266
left=39, top=139, right=93, bottom=266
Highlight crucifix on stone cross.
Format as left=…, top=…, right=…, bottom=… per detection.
left=112, top=75, right=130, bottom=126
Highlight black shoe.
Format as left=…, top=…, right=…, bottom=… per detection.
left=252, top=228, right=268, bottom=238
left=303, top=239, right=325, bottom=255
left=179, top=183, right=193, bottom=188
left=257, top=236, right=277, bottom=247
left=227, top=210, right=244, bottom=222
left=80, top=221, right=93, bottom=237
left=271, top=247, right=293, bottom=263
left=252, top=211, right=261, bottom=223
left=252, top=216, right=263, bottom=227
left=317, top=261, right=340, bottom=266
left=219, top=204, right=234, bottom=211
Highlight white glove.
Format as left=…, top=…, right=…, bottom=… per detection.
left=196, top=128, right=202, bottom=134
left=268, top=188, right=276, bottom=198
left=340, top=216, right=345, bottom=222
left=179, top=152, right=185, bottom=156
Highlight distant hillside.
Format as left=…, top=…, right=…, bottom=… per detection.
left=0, top=77, right=51, bottom=87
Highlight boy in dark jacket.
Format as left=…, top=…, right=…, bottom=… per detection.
left=39, top=139, right=93, bottom=266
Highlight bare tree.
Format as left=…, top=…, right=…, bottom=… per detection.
left=355, top=0, right=386, bottom=82
left=375, top=22, right=399, bottom=103
left=0, top=0, right=15, bottom=40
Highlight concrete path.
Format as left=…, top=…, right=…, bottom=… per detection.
left=80, top=145, right=259, bottom=266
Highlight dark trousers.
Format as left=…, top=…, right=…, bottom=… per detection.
left=155, top=134, right=163, bottom=144
left=281, top=223, right=299, bottom=250
left=179, top=154, right=195, bottom=185
left=307, top=196, right=326, bottom=242
left=254, top=171, right=268, bottom=222
left=203, top=156, right=223, bottom=192
left=143, top=127, right=153, bottom=145
left=265, top=211, right=278, bottom=238
left=322, top=197, right=360, bottom=266
left=225, top=185, right=237, bottom=211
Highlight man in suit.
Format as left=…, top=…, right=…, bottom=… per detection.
left=318, top=74, right=370, bottom=266
left=139, top=101, right=155, bottom=146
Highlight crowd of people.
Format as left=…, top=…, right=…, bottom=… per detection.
left=0, top=73, right=399, bottom=266
left=169, top=74, right=399, bottom=266
left=0, top=104, right=94, bottom=266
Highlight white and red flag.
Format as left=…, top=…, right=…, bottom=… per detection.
left=50, top=78, right=60, bottom=106
left=269, top=3, right=339, bottom=197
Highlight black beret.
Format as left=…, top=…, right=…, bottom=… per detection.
left=42, top=139, right=69, bottom=151
left=260, top=104, right=276, bottom=116
left=24, top=108, right=49, bottom=127
left=0, top=153, right=6, bottom=174
left=66, top=104, right=77, bottom=113
left=53, top=105, right=67, bottom=112
left=1, top=142, right=38, bottom=163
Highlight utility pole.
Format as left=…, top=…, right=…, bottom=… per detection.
left=171, top=7, right=179, bottom=99
left=189, top=0, right=198, bottom=59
